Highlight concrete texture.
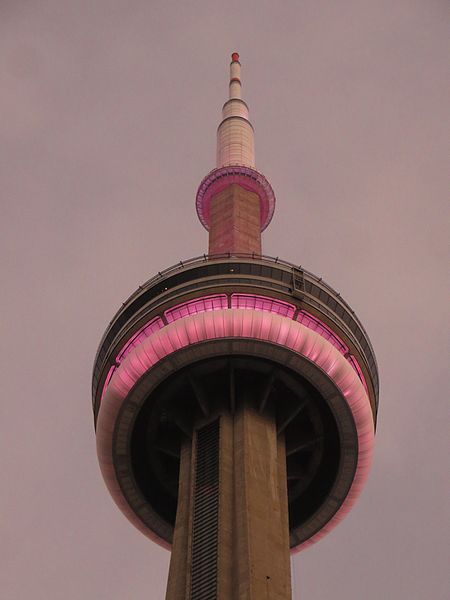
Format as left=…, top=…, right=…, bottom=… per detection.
left=166, top=406, right=291, bottom=599
left=209, top=184, right=261, bottom=255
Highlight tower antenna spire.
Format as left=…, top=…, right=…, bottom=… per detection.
left=216, top=51, right=255, bottom=168
left=229, top=51, right=242, bottom=99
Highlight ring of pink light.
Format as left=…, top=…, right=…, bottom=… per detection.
left=196, top=166, right=276, bottom=232
left=96, top=309, right=374, bottom=552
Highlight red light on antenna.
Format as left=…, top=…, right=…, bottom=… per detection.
left=231, top=52, right=240, bottom=62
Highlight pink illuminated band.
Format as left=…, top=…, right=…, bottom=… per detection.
left=231, top=293, right=295, bottom=318
left=96, top=309, right=374, bottom=552
left=347, top=354, right=368, bottom=392
left=196, top=165, right=276, bottom=232
left=165, top=294, right=228, bottom=323
left=296, top=310, right=348, bottom=354
left=116, top=316, right=164, bottom=363
left=296, top=310, right=367, bottom=390
left=103, top=293, right=368, bottom=404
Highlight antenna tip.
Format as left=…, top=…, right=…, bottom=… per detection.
left=231, top=52, right=240, bottom=62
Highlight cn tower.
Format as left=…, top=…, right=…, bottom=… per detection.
left=93, top=54, right=379, bottom=599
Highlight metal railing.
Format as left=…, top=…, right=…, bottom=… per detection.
left=98, top=253, right=376, bottom=358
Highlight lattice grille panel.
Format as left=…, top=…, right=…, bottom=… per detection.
left=191, top=419, right=220, bottom=600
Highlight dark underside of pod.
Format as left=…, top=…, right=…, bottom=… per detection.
left=129, top=355, right=342, bottom=540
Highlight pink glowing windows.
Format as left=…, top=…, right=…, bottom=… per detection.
left=296, top=310, right=367, bottom=390
left=231, top=294, right=296, bottom=318
left=296, top=310, right=348, bottom=355
left=102, top=294, right=368, bottom=403
left=347, top=354, right=368, bottom=392
left=116, top=316, right=165, bottom=362
left=164, top=295, right=228, bottom=323
left=103, top=316, right=165, bottom=402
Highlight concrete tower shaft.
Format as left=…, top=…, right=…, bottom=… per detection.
left=167, top=55, right=293, bottom=597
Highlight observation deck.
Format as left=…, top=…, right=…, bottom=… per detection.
left=92, top=254, right=378, bottom=551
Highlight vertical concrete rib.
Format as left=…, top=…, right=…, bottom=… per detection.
left=233, top=404, right=292, bottom=599
left=208, top=184, right=261, bottom=255
left=166, top=440, right=192, bottom=600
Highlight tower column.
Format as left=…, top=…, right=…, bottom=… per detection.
left=232, top=404, right=291, bottom=600
left=165, top=440, right=193, bottom=600
left=166, top=405, right=291, bottom=600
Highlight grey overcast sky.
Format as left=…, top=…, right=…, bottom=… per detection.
left=1, top=1, right=448, bottom=599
